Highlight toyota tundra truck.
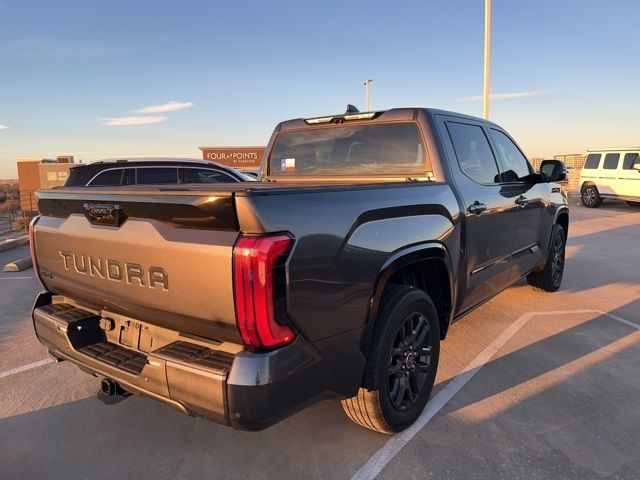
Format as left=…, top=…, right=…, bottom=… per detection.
left=30, top=107, right=569, bottom=433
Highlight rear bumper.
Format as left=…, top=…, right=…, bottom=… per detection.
left=32, top=292, right=365, bottom=431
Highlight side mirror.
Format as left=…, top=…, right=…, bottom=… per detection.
left=540, top=159, right=567, bottom=183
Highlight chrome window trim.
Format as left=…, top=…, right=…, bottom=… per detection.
left=86, top=165, right=240, bottom=186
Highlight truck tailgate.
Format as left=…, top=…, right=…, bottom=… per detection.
left=32, top=188, right=241, bottom=342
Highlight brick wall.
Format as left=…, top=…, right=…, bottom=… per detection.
left=17, top=161, right=41, bottom=212
left=17, top=161, right=72, bottom=213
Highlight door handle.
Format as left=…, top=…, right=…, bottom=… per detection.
left=515, top=195, right=527, bottom=206
left=467, top=201, right=487, bottom=215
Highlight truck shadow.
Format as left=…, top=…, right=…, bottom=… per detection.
left=2, top=302, right=638, bottom=480
left=1, top=378, right=386, bottom=480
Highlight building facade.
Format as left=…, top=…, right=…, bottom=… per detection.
left=17, top=156, right=75, bottom=213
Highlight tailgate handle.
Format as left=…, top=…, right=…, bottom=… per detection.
left=84, top=203, right=127, bottom=227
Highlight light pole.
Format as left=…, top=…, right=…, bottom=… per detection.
left=483, top=0, right=491, bottom=119
left=363, top=79, right=373, bottom=111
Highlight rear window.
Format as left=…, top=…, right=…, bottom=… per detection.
left=583, top=154, right=601, bottom=169
left=623, top=153, right=639, bottom=169
left=137, top=167, right=178, bottom=185
left=603, top=153, right=620, bottom=170
left=268, top=123, right=425, bottom=176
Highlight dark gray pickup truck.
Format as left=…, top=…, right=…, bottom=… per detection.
left=30, top=107, right=569, bottom=433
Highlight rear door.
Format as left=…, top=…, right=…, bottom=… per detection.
left=580, top=153, right=602, bottom=190
left=487, top=128, right=548, bottom=279
left=619, top=152, right=640, bottom=198
left=438, top=117, right=519, bottom=311
left=599, top=152, right=621, bottom=195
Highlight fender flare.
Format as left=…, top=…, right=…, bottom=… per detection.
left=360, top=242, right=455, bottom=354
left=553, top=206, right=569, bottom=227
left=539, top=206, right=569, bottom=268
left=553, top=206, right=570, bottom=238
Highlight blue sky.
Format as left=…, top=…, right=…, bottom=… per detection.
left=1, top=0, right=638, bottom=178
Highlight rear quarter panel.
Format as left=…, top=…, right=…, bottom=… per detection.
left=235, top=183, right=461, bottom=341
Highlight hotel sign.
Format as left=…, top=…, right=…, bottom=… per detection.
left=199, top=147, right=265, bottom=169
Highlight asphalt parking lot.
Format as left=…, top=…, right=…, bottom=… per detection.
left=1, top=201, right=639, bottom=480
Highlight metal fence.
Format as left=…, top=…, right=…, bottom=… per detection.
left=0, top=192, right=38, bottom=235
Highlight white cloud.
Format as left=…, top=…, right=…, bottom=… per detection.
left=133, top=101, right=194, bottom=114
left=102, top=116, right=166, bottom=126
left=461, top=90, right=550, bottom=102
left=0, top=125, right=9, bottom=130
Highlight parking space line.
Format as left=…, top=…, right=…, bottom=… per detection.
left=598, top=310, right=640, bottom=331
left=350, top=308, right=638, bottom=480
left=0, top=276, right=34, bottom=280
left=0, top=358, right=55, bottom=380
left=351, top=311, right=536, bottom=480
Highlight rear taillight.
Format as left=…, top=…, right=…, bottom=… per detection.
left=233, top=234, right=295, bottom=349
left=29, top=216, right=43, bottom=286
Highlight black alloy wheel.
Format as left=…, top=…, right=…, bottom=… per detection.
left=341, top=285, right=440, bottom=434
left=550, top=226, right=565, bottom=289
left=527, top=223, right=566, bottom=292
left=387, top=312, right=432, bottom=411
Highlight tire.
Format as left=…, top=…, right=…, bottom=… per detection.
left=341, top=285, right=440, bottom=434
left=581, top=185, right=601, bottom=208
left=527, top=224, right=566, bottom=292
left=626, top=201, right=640, bottom=207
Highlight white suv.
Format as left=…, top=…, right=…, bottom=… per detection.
left=579, top=147, right=640, bottom=208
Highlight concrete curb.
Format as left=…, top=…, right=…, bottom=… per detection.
left=3, top=256, right=33, bottom=272
left=0, top=235, right=29, bottom=253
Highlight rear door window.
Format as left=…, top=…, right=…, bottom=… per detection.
left=183, top=168, right=236, bottom=183
left=583, top=154, right=601, bottom=169
left=136, top=167, right=178, bottom=185
left=489, top=129, right=533, bottom=181
left=622, top=153, right=639, bottom=169
left=603, top=153, right=620, bottom=170
left=89, top=169, right=123, bottom=186
left=446, top=122, right=500, bottom=184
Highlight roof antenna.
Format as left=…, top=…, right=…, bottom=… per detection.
left=345, top=104, right=360, bottom=113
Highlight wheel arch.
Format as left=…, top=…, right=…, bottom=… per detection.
left=554, top=207, right=569, bottom=239
left=361, top=243, right=454, bottom=370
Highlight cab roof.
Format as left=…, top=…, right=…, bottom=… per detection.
left=277, top=107, right=498, bottom=132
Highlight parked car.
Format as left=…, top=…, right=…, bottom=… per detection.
left=30, top=107, right=568, bottom=434
left=579, top=148, right=640, bottom=207
left=63, top=158, right=256, bottom=187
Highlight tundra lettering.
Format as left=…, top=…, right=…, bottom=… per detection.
left=58, top=251, right=169, bottom=290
